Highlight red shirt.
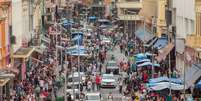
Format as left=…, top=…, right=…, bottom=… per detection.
left=42, top=91, right=48, bottom=97
left=142, top=73, right=148, bottom=82
left=96, top=76, right=101, bottom=84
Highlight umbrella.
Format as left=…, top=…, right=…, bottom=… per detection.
left=195, top=80, right=201, bottom=89
left=148, top=82, right=184, bottom=91
left=88, top=16, right=97, bottom=20
left=136, top=59, right=151, bottom=64
left=154, top=63, right=160, bottom=67
left=72, top=35, right=82, bottom=41
left=137, top=62, right=152, bottom=67
left=149, top=76, right=183, bottom=84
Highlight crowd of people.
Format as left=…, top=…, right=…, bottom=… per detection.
left=10, top=49, right=59, bottom=101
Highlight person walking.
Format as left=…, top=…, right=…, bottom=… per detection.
left=87, top=80, right=92, bottom=92
left=91, top=75, right=96, bottom=91
left=108, top=92, right=114, bottom=101
left=119, top=78, right=123, bottom=94
left=96, top=74, right=101, bottom=91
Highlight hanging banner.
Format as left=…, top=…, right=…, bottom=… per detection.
left=21, top=62, right=26, bottom=80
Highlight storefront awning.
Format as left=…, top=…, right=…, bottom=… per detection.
left=135, top=26, right=155, bottom=44
left=156, top=43, right=174, bottom=62
left=153, top=35, right=168, bottom=50
left=0, top=78, right=10, bottom=87
left=13, top=47, right=35, bottom=58
left=182, top=64, right=201, bottom=89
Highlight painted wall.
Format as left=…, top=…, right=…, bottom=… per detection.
left=140, top=0, right=158, bottom=20
left=0, top=0, right=11, bottom=69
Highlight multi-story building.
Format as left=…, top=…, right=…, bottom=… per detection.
left=0, top=0, right=11, bottom=69
left=174, top=0, right=195, bottom=71
left=186, top=0, right=201, bottom=48
left=116, top=0, right=143, bottom=37
left=12, top=0, right=34, bottom=52
left=186, top=0, right=201, bottom=62
left=173, top=0, right=195, bottom=39
left=141, top=0, right=167, bottom=37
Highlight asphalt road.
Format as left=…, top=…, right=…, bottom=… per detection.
left=99, top=46, right=129, bottom=101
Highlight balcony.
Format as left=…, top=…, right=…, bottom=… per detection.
left=0, top=0, right=11, bottom=5
left=118, top=14, right=142, bottom=20
left=186, top=35, right=201, bottom=48
left=116, top=1, right=142, bottom=9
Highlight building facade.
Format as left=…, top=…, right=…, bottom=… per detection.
left=0, top=0, right=11, bottom=69
left=116, top=0, right=143, bottom=38
left=172, top=0, right=195, bottom=39
left=12, top=0, right=34, bottom=52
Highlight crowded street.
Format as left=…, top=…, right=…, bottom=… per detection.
left=1, top=0, right=201, bottom=101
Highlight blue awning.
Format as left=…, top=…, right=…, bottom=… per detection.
left=72, top=35, right=82, bottom=41
left=62, top=19, right=74, bottom=26
left=135, top=26, right=155, bottom=43
left=72, top=32, right=84, bottom=35
left=181, top=64, right=201, bottom=89
left=195, top=80, right=201, bottom=89
left=136, top=59, right=151, bottom=64
left=137, top=62, right=161, bottom=67
left=66, top=45, right=86, bottom=54
left=88, top=16, right=97, bottom=20
left=137, top=61, right=152, bottom=67
left=153, top=35, right=168, bottom=50
left=147, top=82, right=184, bottom=91
left=149, top=76, right=183, bottom=84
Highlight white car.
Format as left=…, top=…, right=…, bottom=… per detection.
left=66, top=88, right=79, bottom=100
left=67, top=72, right=86, bottom=87
left=85, top=92, right=102, bottom=101
left=101, top=74, right=116, bottom=88
left=106, top=61, right=119, bottom=74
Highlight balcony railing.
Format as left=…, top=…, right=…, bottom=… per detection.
left=116, top=1, right=142, bottom=9
left=118, top=14, right=142, bottom=20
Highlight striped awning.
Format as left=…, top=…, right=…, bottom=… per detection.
left=156, top=43, right=174, bottom=62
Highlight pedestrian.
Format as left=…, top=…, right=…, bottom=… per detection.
left=87, top=80, right=92, bottom=92
left=96, top=74, right=101, bottom=91
left=67, top=93, right=72, bottom=101
left=120, top=43, right=123, bottom=53
left=91, top=75, right=96, bottom=91
left=108, top=92, right=114, bottom=101
left=119, top=78, right=123, bottom=94
left=125, top=48, right=128, bottom=56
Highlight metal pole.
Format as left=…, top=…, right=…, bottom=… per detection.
left=151, top=16, right=154, bottom=78
left=183, top=43, right=186, bottom=101
left=143, top=18, right=145, bottom=53
left=78, top=33, right=81, bottom=99
left=64, top=54, right=67, bottom=101
left=134, top=20, right=136, bottom=53
left=61, top=35, right=63, bottom=70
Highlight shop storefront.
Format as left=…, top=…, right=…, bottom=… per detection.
left=13, top=47, right=34, bottom=80
left=0, top=71, right=15, bottom=101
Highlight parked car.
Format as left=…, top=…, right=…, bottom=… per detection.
left=85, top=92, right=102, bottom=101
left=67, top=72, right=86, bottom=87
left=101, top=74, right=116, bottom=88
left=106, top=60, right=119, bottom=75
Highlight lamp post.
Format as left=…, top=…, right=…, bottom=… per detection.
left=78, top=33, right=81, bottom=99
